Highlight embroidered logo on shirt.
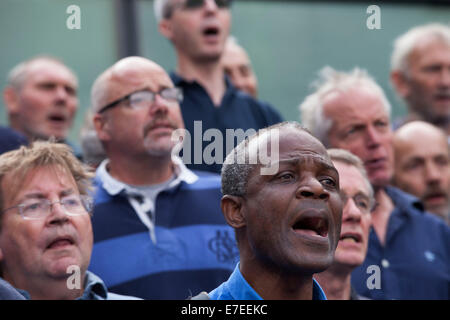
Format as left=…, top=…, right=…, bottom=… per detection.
left=208, top=230, right=239, bottom=264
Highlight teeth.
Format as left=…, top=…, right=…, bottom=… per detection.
left=342, top=238, right=356, bottom=243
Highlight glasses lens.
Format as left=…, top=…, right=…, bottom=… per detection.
left=215, top=0, right=231, bottom=8
left=20, top=200, right=49, bottom=220
left=184, top=0, right=231, bottom=9
left=185, top=0, right=204, bottom=9
left=129, top=91, right=155, bottom=110
left=161, top=87, right=183, bottom=103
left=341, top=192, right=372, bottom=214
left=61, top=195, right=90, bottom=216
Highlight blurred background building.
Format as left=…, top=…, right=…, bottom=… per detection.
left=0, top=0, right=449, bottom=143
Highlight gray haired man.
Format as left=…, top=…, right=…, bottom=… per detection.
left=299, top=66, right=450, bottom=300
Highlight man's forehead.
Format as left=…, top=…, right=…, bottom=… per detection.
left=26, top=60, right=77, bottom=85
left=275, top=152, right=334, bottom=167
left=248, top=127, right=333, bottom=168
left=2, top=165, right=77, bottom=204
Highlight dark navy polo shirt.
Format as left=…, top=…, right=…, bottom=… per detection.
left=351, top=186, right=450, bottom=300
left=171, top=73, right=284, bottom=174
left=0, top=126, right=28, bottom=155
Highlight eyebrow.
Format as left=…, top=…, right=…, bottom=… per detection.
left=20, top=188, right=75, bottom=200
left=272, top=157, right=339, bottom=175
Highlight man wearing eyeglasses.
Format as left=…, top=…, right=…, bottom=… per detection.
left=315, top=149, right=373, bottom=300
left=89, top=56, right=238, bottom=299
left=0, top=141, right=138, bottom=299
left=154, top=0, right=283, bottom=174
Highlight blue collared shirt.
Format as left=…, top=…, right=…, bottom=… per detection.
left=351, top=186, right=450, bottom=300
left=77, top=271, right=140, bottom=300
left=10, top=272, right=139, bottom=300
left=209, top=264, right=327, bottom=300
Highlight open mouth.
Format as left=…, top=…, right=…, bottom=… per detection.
left=339, top=232, right=362, bottom=244
left=48, top=114, right=67, bottom=124
left=292, top=216, right=329, bottom=238
left=434, top=93, right=450, bottom=102
left=203, top=26, right=219, bottom=37
left=424, top=192, right=447, bottom=204
left=47, top=237, right=74, bottom=249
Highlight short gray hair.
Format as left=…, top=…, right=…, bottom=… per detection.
left=7, top=55, right=77, bottom=90
left=327, top=148, right=374, bottom=206
left=221, top=121, right=308, bottom=197
left=154, top=0, right=172, bottom=22
left=299, top=66, right=391, bottom=147
left=391, top=23, right=450, bottom=76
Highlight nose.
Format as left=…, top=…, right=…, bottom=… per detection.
left=365, top=125, right=382, bottom=149
left=439, top=68, right=450, bottom=87
left=343, top=198, right=362, bottom=222
left=148, top=94, right=169, bottom=116
left=47, top=201, right=69, bottom=225
left=204, top=0, right=219, bottom=11
left=54, top=85, right=69, bottom=102
left=425, top=161, right=441, bottom=185
left=295, top=177, right=330, bottom=201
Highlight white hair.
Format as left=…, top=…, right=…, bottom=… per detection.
left=7, top=55, right=77, bottom=90
left=299, top=66, right=391, bottom=147
left=391, top=23, right=450, bottom=75
left=154, top=0, right=171, bottom=22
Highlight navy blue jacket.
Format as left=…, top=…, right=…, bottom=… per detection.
left=351, top=186, right=450, bottom=300
left=0, top=126, right=28, bottom=155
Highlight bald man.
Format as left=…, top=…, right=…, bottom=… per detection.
left=393, top=121, right=449, bottom=223
left=3, top=56, right=79, bottom=143
left=222, top=37, right=258, bottom=98
left=89, top=56, right=238, bottom=299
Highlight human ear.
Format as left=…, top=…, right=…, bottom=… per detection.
left=93, top=113, right=111, bottom=142
left=390, top=71, right=410, bottom=99
left=221, top=195, right=246, bottom=229
left=3, top=87, right=20, bottom=115
left=158, top=19, right=174, bottom=41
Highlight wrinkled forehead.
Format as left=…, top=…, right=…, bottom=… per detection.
left=247, top=127, right=332, bottom=171
left=2, top=165, right=77, bottom=205
left=106, top=60, right=174, bottom=100
left=25, top=59, right=78, bottom=86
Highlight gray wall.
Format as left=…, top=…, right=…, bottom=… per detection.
left=1, top=0, right=449, bottom=144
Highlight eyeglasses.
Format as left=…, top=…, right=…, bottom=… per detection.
left=340, top=192, right=375, bottom=214
left=182, top=0, right=232, bottom=10
left=97, top=87, right=183, bottom=114
left=2, top=195, right=93, bottom=220
left=166, top=0, right=232, bottom=17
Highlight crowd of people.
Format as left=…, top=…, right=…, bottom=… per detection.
left=0, top=0, right=448, bottom=300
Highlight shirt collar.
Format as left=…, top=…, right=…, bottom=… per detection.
left=170, top=71, right=235, bottom=93
left=224, top=264, right=327, bottom=300
left=96, top=156, right=198, bottom=197
left=77, top=271, right=108, bottom=300
left=385, top=185, right=425, bottom=216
